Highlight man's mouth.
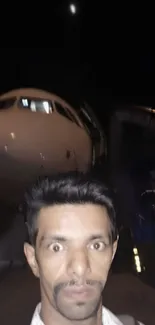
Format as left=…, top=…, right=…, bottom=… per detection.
left=62, top=285, right=95, bottom=299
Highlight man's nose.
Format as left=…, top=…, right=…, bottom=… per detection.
left=67, top=249, right=91, bottom=279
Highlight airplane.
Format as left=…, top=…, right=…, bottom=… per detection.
left=0, top=88, right=106, bottom=233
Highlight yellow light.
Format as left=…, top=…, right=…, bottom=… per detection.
left=136, top=265, right=142, bottom=273
left=134, top=255, right=142, bottom=273
left=133, top=247, right=138, bottom=255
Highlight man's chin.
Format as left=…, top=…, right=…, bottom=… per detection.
left=58, top=307, right=97, bottom=321
left=55, top=297, right=101, bottom=321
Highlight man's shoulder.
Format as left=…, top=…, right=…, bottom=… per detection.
left=117, top=314, right=144, bottom=325
left=30, top=303, right=43, bottom=325
left=103, top=306, right=124, bottom=324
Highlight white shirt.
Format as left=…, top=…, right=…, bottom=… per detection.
left=30, top=303, right=143, bottom=325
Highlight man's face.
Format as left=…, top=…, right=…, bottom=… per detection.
left=24, top=204, right=117, bottom=321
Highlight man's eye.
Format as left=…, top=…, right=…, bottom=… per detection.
left=90, top=242, right=105, bottom=251
left=49, top=243, right=63, bottom=252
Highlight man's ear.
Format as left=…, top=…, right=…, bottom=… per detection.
left=24, top=242, right=39, bottom=278
left=112, top=235, right=119, bottom=261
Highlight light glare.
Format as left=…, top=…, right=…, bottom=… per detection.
left=70, top=4, right=76, bottom=14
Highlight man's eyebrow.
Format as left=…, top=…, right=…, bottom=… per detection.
left=39, top=233, right=110, bottom=247
left=39, top=235, right=67, bottom=247
left=88, top=234, right=111, bottom=244
left=88, top=234, right=107, bottom=241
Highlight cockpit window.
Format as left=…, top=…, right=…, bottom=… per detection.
left=66, top=107, right=80, bottom=126
left=19, top=97, right=53, bottom=114
left=55, top=102, right=73, bottom=121
left=0, top=97, right=17, bottom=109
left=55, top=102, right=79, bottom=126
left=78, top=108, right=94, bottom=134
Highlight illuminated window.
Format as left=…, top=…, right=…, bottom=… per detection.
left=19, top=97, right=53, bottom=114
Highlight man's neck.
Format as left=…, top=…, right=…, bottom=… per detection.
left=40, top=302, right=103, bottom=325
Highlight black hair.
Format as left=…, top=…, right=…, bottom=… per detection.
left=23, top=171, right=118, bottom=246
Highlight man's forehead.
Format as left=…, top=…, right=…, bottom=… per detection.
left=38, top=203, right=110, bottom=227
left=37, top=203, right=111, bottom=241
left=39, top=203, right=108, bottom=216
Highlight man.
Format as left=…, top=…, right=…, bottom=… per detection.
left=23, top=172, right=144, bottom=325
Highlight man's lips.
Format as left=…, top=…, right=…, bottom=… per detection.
left=62, top=286, right=95, bottom=299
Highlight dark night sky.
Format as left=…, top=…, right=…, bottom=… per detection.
left=1, top=2, right=155, bottom=111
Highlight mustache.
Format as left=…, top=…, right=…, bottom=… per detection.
left=54, top=279, right=105, bottom=296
